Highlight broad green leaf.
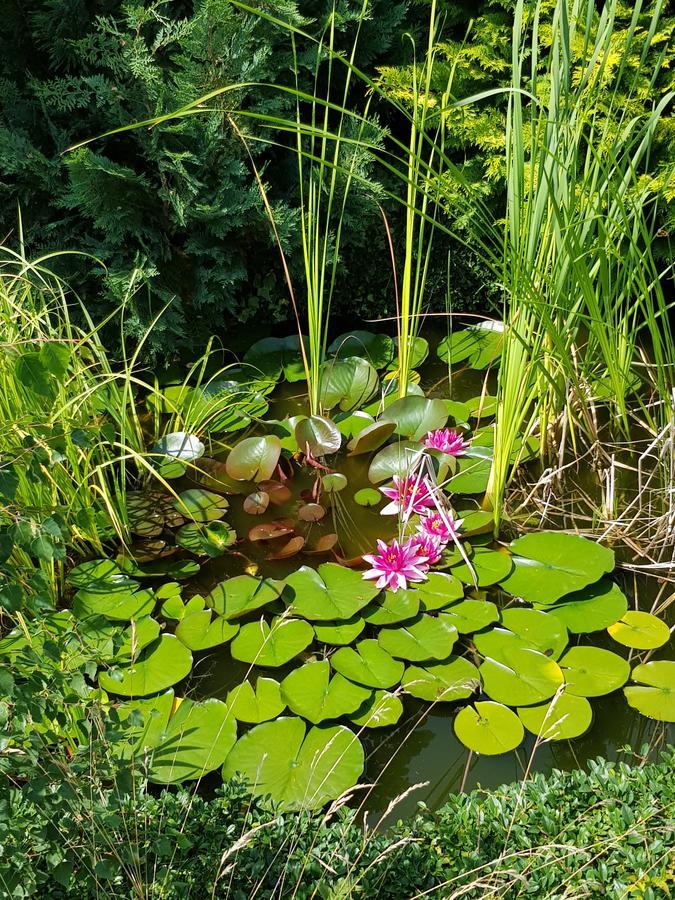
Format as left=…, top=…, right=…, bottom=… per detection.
left=99, top=635, right=192, bottom=697
left=281, top=660, right=371, bottom=724
left=454, top=701, right=523, bottom=755
left=498, top=532, right=615, bottom=605
left=206, top=575, right=282, bottom=620
left=480, top=647, right=564, bottom=706
left=226, top=678, right=286, bottom=724
left=393, top=336, right=428, bottom=369
left=451, top=547, right=513, bottom=586
left=15, top=351, right=50, bottom=396
left=176, top=521, right=236, bottom=557
left=350, top=691, right=403, bottom=728
left=548, top=579, right=628, bottom=632
left=222, top=717, right=364, bottom=810
left=368, top=441, right=423, bottom=484
left=517, top=692, right=593, bottom=740
left=244, top=335, right=307, bottom=380
left=117, top=617, right=161, bottom=662
left=284, top=563, right=379, bottom=621
left=624, top=662, right=675, bottom=723
left=322, top=473, right=348, bottom=493
left=353, top=487, right=382, bottom=507
left=67, top=558, right=137, bottom=592
left=363, top=591, right=419, bottom=626
left=379, top=396, right=448, bottom=441
left=329, top=331, right=394, bottom=368
left=401, top=657, right=480, bottom=702
left=154, top=432, right=204, bottom=461
left=175, top=610, right=239, bottom=650
left=331, top=640, right=404, bottom=689
left=378, top=615, right=458, bottom=662
left=225, top=436, right=281, bottom=482
left=410, top=572, right=465, bottom=611
left=437, top=322, right=504, bottom=370
left=174, top=489, right=229, bottom=523
left=73, top=587, right=155, bottom=622
left=230, top=617, right=314, bottom=667
left=347, top=421, right=397, bottom=456
left=39, top=342, right=71, bottom=379
left=295, top=416, right=342, bottom=456
left=445, top=455, right=492, bottom=494
left=558, top=647, right=630, bottom=697
left=473, top=609, right=568, bottom=663
left=607, top=611, right=670, bottom=650
left=438, top=599, right=499, bottom=633
left=313, top=616, right=365, bottom=645
left=334, top=410, right=374, bottom=439
left=320, top=357, right=379, bottom=412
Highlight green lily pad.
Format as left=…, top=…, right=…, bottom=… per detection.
left=146, top=697, right=237, bottom=784
left=411, top=572, right=465, bottom=611
left=284, top=563, right=379, bottom=621
left=73, top=587, right=155, bottom=622
left=117, top=617, right=162, bottom=662
left=353, top=488, right=382, bottom=507
left=548, top=579, right=628, bottom=632
left=295, top=415, right=342, bottom=457
left=320, top=357, right=379, bottom=412
left=401, top=656, right=480, bottom=702
left=457, top=509, right=494, bottom=535
left=226, top=677, right=286, bottom=724
left=313, top=616, right=366, bottom=646
left=393, top=336, right=429, bottom=369
left=154, top=432, right=204, bottom=461
left=368, top=441, right=423, bottom=484
left=225, top=436, right=282, bottom=482
left=467, top=395, right=498, bottom=418
left=437, top=322, right=504, bottom=370
left=451, top=547, right=513, bottom=586
left=363, top=591, right=420, bottom=626
left=558, top=646, right=630, bottom=697
left=244, top=335, right=307, bottom=381
left=347, top=421, right=397, bottom=456
left=350, top=691, right=403, bottom=728
left=498, top=532, right=615, bottom=605
left=335, top=410, right=375, bottom=439
left=222, top=717, right=364, bottom=810
left=175, top=610, right=239, bottom=651
left=474, top=609, right=568, bottom=663
left=379, top=396, right=448, bottom=442
left=378, top=615, right=458, bottom=662
left=161, top=592, right=203, bottom=622
left=438, top=599, right=499, bottom=633
left=329, top=331, right=394, bottom=369
left=206, top=575, right=283, bottom=620
left=281, top=660, right=371, bottom=724
left=331, top=640, right=404, bottom=689
left=517, top=692, right=593, bottom=740
left=454, top=701, right=524, bottom=755
left=322, top=473, right=348, bottom=493
left=480, top=647, right=564, bottom=706
left=175, top=521, right=237, bottom=557
left=67, top=559, right=136, bottom=592
left=607, top=611, right=670, bottom=650
left=230, top=617, right=314, bottom=667
left=119, top=557, right=201, bottom=580
left=443, top=399, right=471, bottom=426
left=445, top=455, right=492, bottom=494
left=174, top=489, right=229, bottom=523
left=99, top=635, right=193, bottom=697
left=624, top=662, right=675, bottom=723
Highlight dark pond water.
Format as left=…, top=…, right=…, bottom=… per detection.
left=183, top=337, right=673, bottom=823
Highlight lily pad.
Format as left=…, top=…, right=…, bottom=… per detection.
left=368, top=441, right=423, bottom=484
left=354, top=488, right=382, bottom=507
left=401, top=656, right=480, bottom=702
left=558, top=646, right=630, bottom=697
left=378, top=615, right=458, bottom=662
left=548, top=579, right=628, bottom=632
left=480, top=647, right=564, bottom=706
left=328, top=331, right=394, bottom=369
left=313, top=616, right=365, bottom=645
left=517, top=692, right=593, bottom=740
left=322, top=473, right=348, bottom=493
left=281, top=660, right=371, bottom=724
left=363, top=591, right=420, bottom=626
left=295, top=415, right=342, bottom=457
left=379, top=396, right=448, bottom=442
left=175, top=610, right=239, bottom=651
left=624, top=662, right=675, bottom=723
left=439, top=599, right=499, bottom=634
left=244, top=335, right=307, bottom=381
left=73, top=587, right=155, bottom=622
left=176, top=521, right=236, bottom=557
left=351, top=691, right=403, bottom=728
left=437, top=322, right=504, bottom=370
left=454, top=702, right=524, bottom=755
left=320, top=357, right=379, bottom=412
left=230, top=617, right=314, bottom=667
left=473, top=609, right=568, bottom=663
left=445, top=455, right=492, bottom=494
left=67, top=559, right=136, bottom=592
left=226, top=677, right=286, bottom=724
left=154, top=432, right=204, bottom=461
left=206, top=575, right=283, bottom=620
left=284, top=563, right=379, bottom=621
left=226, top=436, right=281, bottom=482
left=347, top=421, right=397, bottom=456
left=451, top=547, right=513, bottom=587
left=411, top=572, right=465, bottom=611
left=117, top=617, right=162, bottom=662
left=607, top=611, right=670, bottom=650
left=498, top=532, right=615, bottom=605
left=160, top=592, right=203, bottom=622
left=393, top=336, right=429, bottom=369
left=174, top=489, right=229, bottom=523
left=222, top=717, right=364, bottom=810
left=331, top=640, right=404, bottom=689
left=99, top=635, right=193, bottom=697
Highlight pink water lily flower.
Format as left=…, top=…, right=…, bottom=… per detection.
left=423, top=428, right=469, bottom=456
left=380, top=475, right=436, bottom=518
left=417, top=510, right=463, bottom=545
left=362, top=538, right=430, bottom=592
left=409, top=533, right=444, bottom=565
